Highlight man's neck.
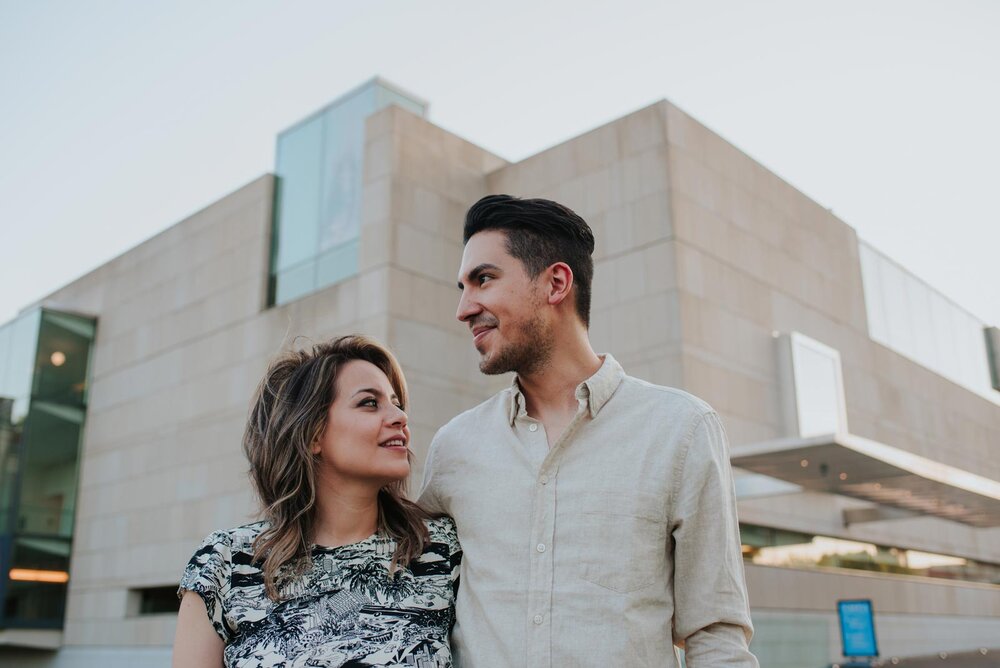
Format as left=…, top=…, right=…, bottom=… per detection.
left=517, top=332, right=602, bottom=419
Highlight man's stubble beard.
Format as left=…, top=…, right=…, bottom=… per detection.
left=479, top=309, right=553, bottom=377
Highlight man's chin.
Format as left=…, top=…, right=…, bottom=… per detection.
left=479, top=361, right=508, bottom=375
left=478, top=352, right=511, bottom=375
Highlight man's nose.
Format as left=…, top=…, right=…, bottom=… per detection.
left=456, top=290, right=479, bottom=322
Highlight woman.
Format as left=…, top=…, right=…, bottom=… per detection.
left=173, top=335, right=461, bottom=668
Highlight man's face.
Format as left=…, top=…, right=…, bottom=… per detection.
left=456, top=230, right=552, bottom=375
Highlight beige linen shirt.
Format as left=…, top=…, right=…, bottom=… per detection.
left=419, top=354, right=757, bottom=667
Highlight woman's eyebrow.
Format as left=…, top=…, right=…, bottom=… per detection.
left=351, top=387, right=399, bottom=402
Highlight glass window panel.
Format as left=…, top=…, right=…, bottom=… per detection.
left=33, top=311, right=95, bottom=406
left=375, top=84, right=427, bottom=116
left=740, top=523, right=1000, bottom=585
left=319, top=85, right=375, bottom=252
left=270, top=80, right=428, bottom=306
left=858, top=244, right=887, bottom=343
left=0, top=311, right=42, bottom=537
left=906, top=277, right=935, bottom=373
left=16, top=402, right=83, bottom=537
left=931, top=290, right=958, bottom=385
left=955, top=309, right=992, bottom=394
left=0, top=309, right=41, bottom=423
left=858, top=240, right=998, bottom=402
left=4, top=536, right=71, bottom=625
left=0, top=397, right=24, bottom=534
left=883, top=260, right=915, bottom=359
left=274, top=260, right=317, bottom=305
left=274, top=114, right=325, bottom=271
left=135, top=585, right=181, bottom=615
left=315, top=240, right=360, bottom=289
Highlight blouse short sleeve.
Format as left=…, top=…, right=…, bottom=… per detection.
left=178, top=529, right=234, bottom=643
left=433, top=515, right=463, bottom=590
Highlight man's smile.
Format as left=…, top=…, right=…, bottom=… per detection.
left=472, top=325, right=495, bottom=346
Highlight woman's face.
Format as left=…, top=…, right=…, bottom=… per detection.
left=312, top=359, right=410, bottom=487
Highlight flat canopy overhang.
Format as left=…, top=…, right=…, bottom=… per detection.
left=731, top=433, right=1000, bottom=528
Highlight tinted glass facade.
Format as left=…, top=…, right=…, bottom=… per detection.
left=0, top=309, right=95, bottom=629
left=269, top=78, right=426, bottom=305
left=741, top=523, right=1000, bottom=585
left=859, top=240, right=998, bottom=402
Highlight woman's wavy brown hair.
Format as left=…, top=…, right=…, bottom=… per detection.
left=243, top=334, right=430, bottom=600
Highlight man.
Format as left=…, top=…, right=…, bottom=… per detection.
left=419, top=195, right=757, bottom=667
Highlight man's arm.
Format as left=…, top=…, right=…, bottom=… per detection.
left=416, top=433, right=447, bottom=515
left=671, top=411, right=758, bottom=666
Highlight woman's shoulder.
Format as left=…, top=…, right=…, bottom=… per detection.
left=422, top=515, right=459, bottom=552
left=195, top=520, right=268, bottom=557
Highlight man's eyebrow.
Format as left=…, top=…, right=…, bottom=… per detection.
left=457, top=263, right=501, bottom=290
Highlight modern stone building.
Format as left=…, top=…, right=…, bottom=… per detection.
left=1, top=78, right=997, bottom=667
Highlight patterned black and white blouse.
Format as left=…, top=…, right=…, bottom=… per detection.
left=178, top=516, right=462, bottom=668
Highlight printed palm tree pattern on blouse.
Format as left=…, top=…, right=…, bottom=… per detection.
left=179, top=516, right=462, bottom=668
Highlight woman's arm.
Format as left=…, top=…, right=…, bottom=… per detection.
left=172, top=591, right=224, bottom=668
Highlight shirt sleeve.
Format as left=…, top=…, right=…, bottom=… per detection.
left=178, top=529, right=233, bottom=643
left=417, top=432, right=447, bottom=516
left=671, top=411, right=758, bottom=667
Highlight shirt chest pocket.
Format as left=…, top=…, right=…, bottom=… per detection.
left=560, top=490, right=667, bottom=594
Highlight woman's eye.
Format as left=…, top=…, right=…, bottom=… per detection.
left=359, top=398, right=378, bottom=408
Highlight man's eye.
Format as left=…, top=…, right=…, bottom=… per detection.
left=478, top=275, right=493, bottom=285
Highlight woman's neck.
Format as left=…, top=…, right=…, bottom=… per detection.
left=310, top=474, right=381, bottom=548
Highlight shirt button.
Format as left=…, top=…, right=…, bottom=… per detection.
left=528, top=423, right=538, bottom=432
left=539, top=474, right=549, bottom=485
left=536, top=543, right=546, bottom=553
left=533, top=614, right=543, bottom=625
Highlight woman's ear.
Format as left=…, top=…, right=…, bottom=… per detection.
left=310, top=427, right=324, bottom=456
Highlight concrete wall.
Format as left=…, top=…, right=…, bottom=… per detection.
left=366, top=105, right=510, bottom=482
left=661, top=102, right=1000, bottom=562
left=37, top=175, right=276, bottom=648
left=487, top=101, right=683, bottom=388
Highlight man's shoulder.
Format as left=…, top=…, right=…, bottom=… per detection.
left=617, top=373, right=716, bottom=421
left=434, top=387, right=512, bottom=439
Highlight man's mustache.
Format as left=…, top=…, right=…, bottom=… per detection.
left=469, top=315, right=499, bottom=330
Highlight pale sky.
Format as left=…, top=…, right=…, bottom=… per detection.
left=1, top=0, right=997, bottom=328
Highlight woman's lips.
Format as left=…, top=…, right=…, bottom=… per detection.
left=378, top=438, right=408, bottom=452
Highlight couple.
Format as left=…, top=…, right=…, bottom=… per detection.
left=173, top=195, right=758, bottom=667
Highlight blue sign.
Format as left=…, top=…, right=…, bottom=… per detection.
left=838, top=599, right=879, bottom=657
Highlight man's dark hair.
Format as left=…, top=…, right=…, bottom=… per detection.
left=464, top=194, right=596, bottom=327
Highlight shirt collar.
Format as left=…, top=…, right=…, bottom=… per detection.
left=506, top=353, right=625, bottom=425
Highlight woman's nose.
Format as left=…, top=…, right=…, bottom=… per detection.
left=389, top=404, right=407, bottom=427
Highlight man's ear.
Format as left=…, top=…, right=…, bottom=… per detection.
left=546, top=262, right=574, bottom=306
